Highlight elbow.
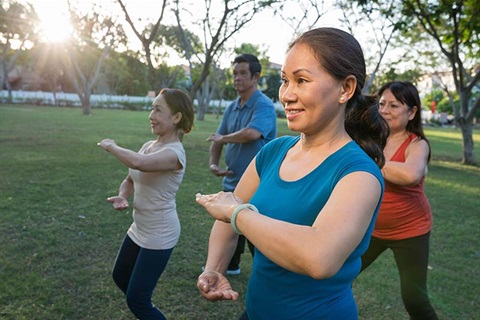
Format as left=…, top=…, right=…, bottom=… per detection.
left=129, top=159, right=143, bottom=171
left=307, top=266, right=339, bottom=280
left=242, top=129, right=262, bottom=143
left=405, top=172, right=423, bottom=186
left=303, top=258, right=340, bottom=280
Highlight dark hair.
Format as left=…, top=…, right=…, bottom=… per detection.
left=233, top=53, right=262, bottom=77
left=158, top=88, right=195, bottom=139
left=378, top=81, right=431, bottom=162
left=289, top=27, right=389, bottom=167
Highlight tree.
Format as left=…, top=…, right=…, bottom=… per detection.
left=62, top=2, right=126, bottom=115
left=33, top=42, right=66, bottom=105
left=103, top=50, right=148, bottom=96
left=272, top=0, right=332, bottom=36
left=0, top=0, right=39, bottom=101
left=398, top=0, right=479, bottom=165
left=336, top=0, right=401, bottom=94
left=263, top=70, right=281, bottom=102
left=372, top=67, right=422, bottom=93
left=173, top=0, right=280, bottom=120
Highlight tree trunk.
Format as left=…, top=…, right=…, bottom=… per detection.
left=458, top=122, right=476, bottom=165
left=82, top=90, right=91, bottom=115
left=197, top=104, right=206, bottom=121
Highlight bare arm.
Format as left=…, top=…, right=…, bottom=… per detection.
left=196, top=159, right=260, bottom=302
left=98, top=139, right=181, bottom=172
left=208, top=140, right=234, bottom=177
left=197, top=170, right=382, bottom=280
left=203, top=159, right=260, bottom=272
left=209, top=141, right=223, bottom=167
left=383, top=139, right=429, bottom=186
left=208, top=128, right=262, bottom=145
left=107, top=175, right=133, bottom=210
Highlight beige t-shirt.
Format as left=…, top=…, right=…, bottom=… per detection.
left=127, top=141, right=186, bottom=250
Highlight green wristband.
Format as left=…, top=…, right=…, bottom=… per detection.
left=231, top=203, right=258, bottom=235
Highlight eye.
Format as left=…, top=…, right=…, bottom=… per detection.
left=281, top=77, right=289, bottom=85
left=297, top=78, right=307, bottom=84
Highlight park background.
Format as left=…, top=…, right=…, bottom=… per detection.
left=2, top=0, right=479, bottom=166
left=1, top=0, right=480, bottom=319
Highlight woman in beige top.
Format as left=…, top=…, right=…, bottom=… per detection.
left=98, top=88, right=194, bottom=320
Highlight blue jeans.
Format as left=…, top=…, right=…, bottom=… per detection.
left=112, top=235, right=173, bottom=320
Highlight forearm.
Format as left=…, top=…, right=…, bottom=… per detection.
left=204, top=221, right=239, bottom=273
left=235, top=209, right=322, bottom=275
left=382, top=161, right=424, bottom=186
left=118, top=177, right=134, bottom=199
left=221, top=128, right=261, bottom=144
left=209, top=142, right=223, bottom=166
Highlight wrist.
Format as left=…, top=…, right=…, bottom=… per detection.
left=231, top=203, right=258, bottom=235
left=210, top=164, right=218, bottom=170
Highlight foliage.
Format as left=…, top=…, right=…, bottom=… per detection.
left=422, top=89, right=460, bottom=114
left=263, top=69, right=281, bottom=102
left=61, top=2, right=127, bottom=115
left=352, top=0, right=480, bottom=164
left=368, top=67, right=423, bottom=94
left=172, top=0, right=281, bottom=120
left=0, top=0, right=39, bottom=94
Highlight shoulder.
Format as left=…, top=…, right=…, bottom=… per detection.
left=250, top=90, right=275, bottom=107
left=139, top=140, right=155, bottom=152
left=260, top=135, right=297, bottom=153
left=336, top=142, right=383, bottom=176
left=405, top=136, right=429, bottom=159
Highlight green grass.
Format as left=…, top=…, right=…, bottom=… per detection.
left=0, top=105, right=479, bottom=320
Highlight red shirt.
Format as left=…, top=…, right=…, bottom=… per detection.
left=373, top=134, right=432, bottom=240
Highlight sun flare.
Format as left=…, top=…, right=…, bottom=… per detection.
left=38, top=14, right=73, bottom=43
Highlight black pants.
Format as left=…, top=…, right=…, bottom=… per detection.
left=228, top=235, right=255, bottom=270
left=361, top=232, right=438, bottom=320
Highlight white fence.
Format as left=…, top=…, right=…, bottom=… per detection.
left=0, top=90, right=235, bottom=111
left=0, top=90, right=154, bottom=108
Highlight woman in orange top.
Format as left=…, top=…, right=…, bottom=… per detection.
left=360, top=81, right=438, bottom=319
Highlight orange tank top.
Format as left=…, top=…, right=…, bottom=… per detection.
left=373, top=134, right=432, bottom=240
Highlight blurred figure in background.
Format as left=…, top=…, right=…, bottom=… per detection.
left=206, top=53, right=277, bottom=275
left=360, top=81, right=438, bottom=319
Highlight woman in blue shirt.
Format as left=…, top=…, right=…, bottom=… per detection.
left=196, top=27, right=389, bottom=319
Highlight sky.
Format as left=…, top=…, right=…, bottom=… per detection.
left=29, top=0, right=345, bottom=65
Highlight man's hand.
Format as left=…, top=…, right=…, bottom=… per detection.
left=209, top=164, right=234, bottom=177
left=207, top=133, right=224, bottom=143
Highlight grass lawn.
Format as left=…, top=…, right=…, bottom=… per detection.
left=0, top=105, right=479, bottom=320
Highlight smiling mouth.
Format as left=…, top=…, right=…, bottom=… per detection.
left=286, top=109, right=303, bottom=114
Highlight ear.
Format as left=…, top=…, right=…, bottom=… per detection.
left=173, top=112, right=182, bottom=125
left=339, top=75, right=357, bottom=104
left=253, top=72, right=260, bottom=82
left=409, top=105, right=418, bottom=121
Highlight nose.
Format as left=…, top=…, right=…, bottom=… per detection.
left=279, top=85, right=295, bottom=107
left=379, top=104, right=388, bottom=114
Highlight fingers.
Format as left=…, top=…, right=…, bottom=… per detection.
left=197, top=275, right=238, bottom=302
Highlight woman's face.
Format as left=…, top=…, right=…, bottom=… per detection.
left=279, top=43, right=345, bottom=135
left=378, top=89, right=416, bottom=133
left=149, top=95, right=179, bottom=136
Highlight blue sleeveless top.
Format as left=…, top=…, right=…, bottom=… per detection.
left=246, top=135, right=384, bottom=319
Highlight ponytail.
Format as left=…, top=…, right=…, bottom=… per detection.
left=345, top=94, right=389, bottom=168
